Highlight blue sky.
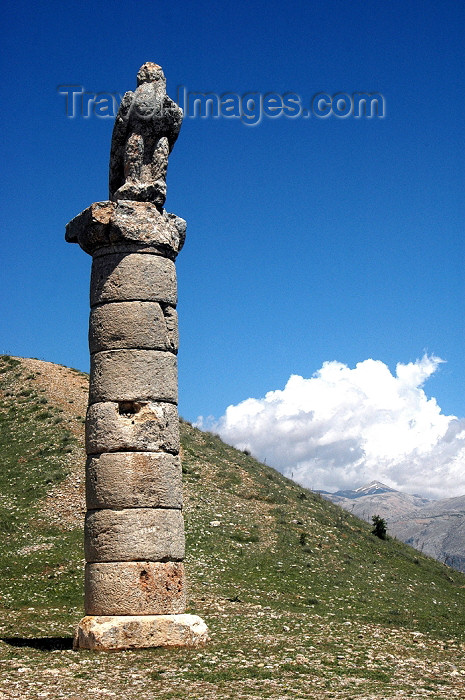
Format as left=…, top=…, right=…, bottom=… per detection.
left=2, top=1, right=464, bottom=487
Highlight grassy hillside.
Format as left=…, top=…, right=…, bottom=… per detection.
left=0, top=355, right=464, bottom=699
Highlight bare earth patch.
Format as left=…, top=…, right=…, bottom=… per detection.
left=18, top=358, right=87, bottom=530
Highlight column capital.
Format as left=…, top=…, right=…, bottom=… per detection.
left=66, top=201, right=186, bottom=258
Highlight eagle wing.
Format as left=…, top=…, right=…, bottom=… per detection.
left=109, top=90, right=134, bottom=199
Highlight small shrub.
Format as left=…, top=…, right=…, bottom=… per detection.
left=38, top=411, right=53, bottom=420
left=230, top=531, right=259, bottom=544
left=306, top=598, right=319, bottom=606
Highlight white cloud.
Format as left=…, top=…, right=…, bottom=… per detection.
left=205, top=355, right=465, bottom=499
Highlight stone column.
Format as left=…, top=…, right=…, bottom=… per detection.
left=66, top=64, right=207, bottom=651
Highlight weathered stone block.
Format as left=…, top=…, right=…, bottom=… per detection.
left=89, top=349, right=177, bottom=404
left=90, top=252, right=177, bottom=306
left=108, top=202, right=186, bottom=255
left=66, top=201, right=186, bottom=257
left=163, top=305, right=179, bottom=352
left=85, top=561, right=186, bottom=615
left=86, top=401, right=180, bottom=454
left=89, top=301, right=177, bottom=354
left=84, top=507, right=185, bottom=562
left=74, top=614, right=209, bottom=650
left=86, top=452, right=182, bottom=509
left=65, top=201, right=115, bottom=251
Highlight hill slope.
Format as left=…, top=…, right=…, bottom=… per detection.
left=323, top=482, right=465, bottom=572
left=0, top=355, right=464, bottom=699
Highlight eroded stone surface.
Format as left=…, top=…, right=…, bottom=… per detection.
left=86, top=401, right=179, bottom=454
left=90, top=252, right=177, bottom=306
left=85, top=508, right=185, bottom=562
left=109, top=63, right=183, bottom=208
left=109, top=202, right=186, bottom=253
left=65, top=201, right=114, bottom=249
left=66, top=201, right=186, bottom=257
left=74, top=614, right=209, bottom=650
left=89, top=349, right=177, bottom=404
left=85, top=561, right=186, bottom=615
left=86, top=452, right=182, bottom=509
left=162, top=305, right=179, bottom=350
left=89, top=301, right=178, bottom=354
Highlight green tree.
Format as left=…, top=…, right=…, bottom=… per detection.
left=372, top=515, right=387, bottom=540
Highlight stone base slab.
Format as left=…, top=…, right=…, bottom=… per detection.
left=73, top=614, right=208, bottom=650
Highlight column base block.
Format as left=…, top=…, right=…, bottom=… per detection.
left=73, top=614, right=208, bottom=650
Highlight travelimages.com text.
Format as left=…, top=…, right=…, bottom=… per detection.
left=58, top=85, right=385, bottom=124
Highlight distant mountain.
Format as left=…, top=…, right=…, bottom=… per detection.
left=392, top=494, right=465, bottom=572
left=325, top=481, right=431, bottom=520
left=322, top=481, right=465, bottom=572
left=334, top=481, right=400, bottom=499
